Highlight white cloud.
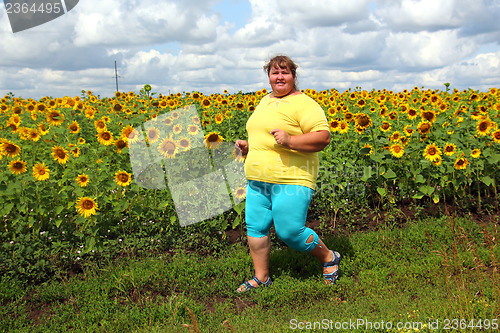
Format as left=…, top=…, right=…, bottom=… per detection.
left=72, top=1, right=221, bottom=47
left=380, top=30, right=478, bottom=69
left=374, top=0, right=485, bottom=32
left=0, top=0, right=499, bottom=99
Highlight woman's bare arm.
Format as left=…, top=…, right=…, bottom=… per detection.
left=270, top=129, right=330, bottom=153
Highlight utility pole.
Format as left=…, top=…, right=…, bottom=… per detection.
left=115, top=61, right=119, bottom=92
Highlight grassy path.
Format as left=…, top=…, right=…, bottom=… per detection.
left=1, top=215, right=498, bottom=332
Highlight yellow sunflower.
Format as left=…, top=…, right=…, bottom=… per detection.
left=9, top=114, right=21, bottom=125
left=158, top=135, right=179, bottom=159
left=356, top=99, right=366, bottom=108
left=164, top=117, right=174, bottom=126
left=37, top=123, right=50, bottom=135
left=97, top=131, right=114, bottom=146
left=1, top=140, right=21, bottom=158
left=173, top=124, right=183, bottom=134
left=417, top=121, right=432, bottom=135
left=28, top=128, right=41, bottom=142
left=201, top=98, right=211, bottom=108
left=344, top=112, right=354, bottom=123
left=112, top=103, right=123, bottom=113
left=146, top=127, right=160, bottom=144
left=423, top=143, right=442, bottom=162
left=329, top=119, right=341, bottom=132
left=388, top=111, right=398, bottom=121
left=235, top=102, right=245, bottom=110
left=114, top=138, right=128, bottom=153
left=432, top=156, right=442, bottom=166
left=51, top=146, right=70, bottom=164
left=33, top=162, right=50, bottom=181
left=121, top=124, right=135, bottom=138
left=403, top=125, right=414, bottom=136
left=214, top=113, right=224, bottom=124
left=454, top=156, right=469, bottom=170
left=407, top=108, right=418, bottom=120
left=204, top=132, right=224, bottom=148
left=443, top=143, right=457, bottom=156
left=476, top=118, right=493, bottom=136
left=233, top=187, right=246, bottom=200
left=94, top=119, right=107, bottom=133
left=69, top=145, right=80, bottom=158
left=354, top=113, right=372, bottom=130
left=76, top=173, right=90, bottom=187
left=125, top=127, right=142, bottom=144
left=380, top=121, right=391, bottom=132
left=75, top=197, right=98, bottom=218
left=420, top=110, right=437, bottom=123
left=335, top=121, right=348, bottom=134
left=389, top=131, right=402, bottom=142
left=68, top=121, right=80, bottom=134
left=8, top=158, right=27, bottom=175
left=389, top=144, right=404, bottom=158
left=187, top=124, right=200, bottom=136
left=46, top=110, right=64, bottom=126
left=471, top=149, right=481, bottom=158
left=492, top=130, right=500, bottom=144
left=6, top=121, right=19, bottom=132
left=400, top=136, right=410, bottom=147
left=178, top=137, right=192, bottom=151
left=115, top=170, right=132, bottom=187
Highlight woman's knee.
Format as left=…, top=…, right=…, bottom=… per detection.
left=276, top=228, right=318, bottom=252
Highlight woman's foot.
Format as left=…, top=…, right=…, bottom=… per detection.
left=236, top=275, right=272, bottom=293
left=322, top=250, right=341, bottom=285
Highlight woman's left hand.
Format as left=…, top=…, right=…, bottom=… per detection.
left=270, top=129, right=291, bottom=148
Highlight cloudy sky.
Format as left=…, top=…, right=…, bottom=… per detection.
left=1, top=0, right=499, bottom=99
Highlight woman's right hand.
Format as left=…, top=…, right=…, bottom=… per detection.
left=235, top=140, right=249, bottom=156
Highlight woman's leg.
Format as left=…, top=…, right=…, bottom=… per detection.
left=308, top=236, right=339, bottom=284
left=236, top=235, right=271, bottom=291
left=271, top=184, right=340, bottom=283
left=237, top=181, right=273, bottom=291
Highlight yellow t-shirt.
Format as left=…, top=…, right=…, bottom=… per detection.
left=244, top=93, right=329, bottom=190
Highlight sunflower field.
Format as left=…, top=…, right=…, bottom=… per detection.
left=0, top=86, right=499, bottom=278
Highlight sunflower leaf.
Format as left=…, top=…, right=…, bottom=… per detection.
left=376, top=187, right=386, bottom=197
left=232, top=215, right=241, bottom=229
left=480, top=176, right=494, bottom=187
left=382, top=169, right=397, bottom=179
left=359, top=147, right=371, bottom=155
left=369, top=152, right=384, bottom=163
left=415, top=174, right=426, bottom=183
left=412, top=192, right=425, bottom=200
left=54, top=205, right=65, bottom=215
left=0, top=202, right=14, bottom=216
left=419, top=185, right=434, bottom=196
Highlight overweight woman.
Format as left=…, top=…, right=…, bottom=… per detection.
left=235, top=55, right=341, bottom=292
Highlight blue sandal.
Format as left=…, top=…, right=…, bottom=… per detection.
left=237, top=276, right=273, bottom=293
left=323, top=251, right=341, bottom=285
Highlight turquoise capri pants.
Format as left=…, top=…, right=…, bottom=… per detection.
left=244, top=180, right=319, bottom=252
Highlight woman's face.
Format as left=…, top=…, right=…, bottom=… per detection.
left=268, top=65, right=295, bottom=97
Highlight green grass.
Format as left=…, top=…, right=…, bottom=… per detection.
left=1, top=214, right=498, bottom=333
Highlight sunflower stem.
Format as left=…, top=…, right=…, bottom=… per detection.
left=493, top=178, right=499, bottom=211
left=477, top=172, right=482, bottom=213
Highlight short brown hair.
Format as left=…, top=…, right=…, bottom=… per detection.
left=264, top=55, right=298, bottom=90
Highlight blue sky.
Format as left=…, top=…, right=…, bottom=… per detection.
left=0, top=0, right=499, bottom=99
